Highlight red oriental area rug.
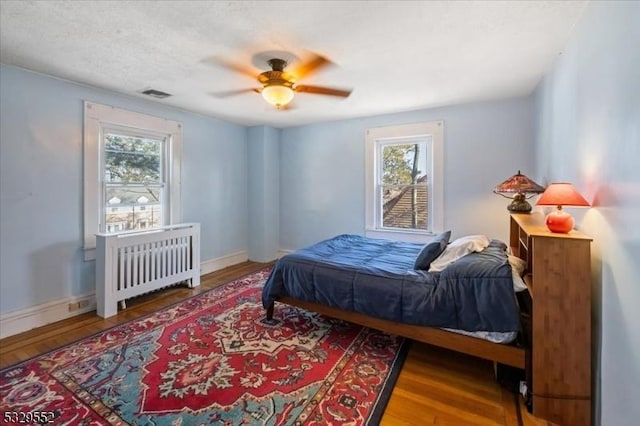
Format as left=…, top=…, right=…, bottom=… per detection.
left=0, top=267, right=408, bottom=425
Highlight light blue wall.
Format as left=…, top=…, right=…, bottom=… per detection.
left=0, top=64, right=248, bottom=314
left=0, top=66, right=533, bottom=320
left=533, top=2, right=640, bottom=424
left=279, top=97, right=534, bottom=250
left=247, top=125, right=280, bottom=262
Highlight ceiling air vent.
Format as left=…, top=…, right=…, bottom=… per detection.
left=139, top=88, right=172, bottom=99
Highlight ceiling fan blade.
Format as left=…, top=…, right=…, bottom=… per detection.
left=294, top=85, right=352, bottom=98
left=210, top=88, right=260, bottom=98
left=289, top=53, right=332, bottom=80
left=206, top=57, right=257, bottom=80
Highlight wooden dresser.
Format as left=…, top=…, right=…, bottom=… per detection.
left=509, top=213, right=592, bottom=426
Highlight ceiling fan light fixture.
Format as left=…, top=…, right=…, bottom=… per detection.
left=261, top=84, right=294, bottom=108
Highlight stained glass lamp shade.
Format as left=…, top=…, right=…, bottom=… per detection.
left=494, top=171, right=545, bottom=213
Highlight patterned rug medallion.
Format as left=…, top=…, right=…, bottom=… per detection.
left=0, top=268, right=408, bottom=425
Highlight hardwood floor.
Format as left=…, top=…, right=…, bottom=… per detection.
left=0, top=261, right=552, bottom=425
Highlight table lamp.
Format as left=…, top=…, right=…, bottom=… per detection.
left=536, top=182, right=590, bottom=233
left=494, top=171, right=545, bottom=213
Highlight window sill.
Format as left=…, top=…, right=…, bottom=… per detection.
left=365, top=228, right=437, bottom=244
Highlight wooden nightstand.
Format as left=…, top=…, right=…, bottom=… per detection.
left=510, top=213, right=592, bottom=425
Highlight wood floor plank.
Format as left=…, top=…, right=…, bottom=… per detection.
left=501, top=386, right=522, bottom=426
left=397, top=369, right=501, bottom=405
left=381, top=393, right=438, bottom=424
left=0, top=261, right=542, bottom=424
left=404, top=379, right=503, bottom=419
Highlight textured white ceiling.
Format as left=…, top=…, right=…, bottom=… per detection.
left=0, top=0, right=587, bottom=128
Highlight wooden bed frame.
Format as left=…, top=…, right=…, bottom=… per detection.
left=265, top=213, right=593, bottom=425
left=265, top=296, right=525, bottom=369
left=263, top=225, right=530, bottom=370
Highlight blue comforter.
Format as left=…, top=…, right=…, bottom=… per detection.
left=262, top=234, right=519, bottom=332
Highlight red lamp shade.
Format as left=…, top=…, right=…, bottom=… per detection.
left=536, top=183, right=590, bottom=233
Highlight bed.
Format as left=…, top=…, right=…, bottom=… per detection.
left=262, top=233, right=526, bottom=369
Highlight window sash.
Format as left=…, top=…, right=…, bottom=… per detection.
left=375, top=138, right=432, bottom=232
left=100, top=127, right=169, bottom=234
left=103, top=183, right=165, bottom=233
left=378, top=182, right=429, bottom=231
left=103, top=131, right=164, bottom=185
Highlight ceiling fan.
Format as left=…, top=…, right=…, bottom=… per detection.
left=213, top=53, right=352, bottom=109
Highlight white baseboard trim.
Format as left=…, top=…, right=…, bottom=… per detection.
left=0, top=251, right=251, bottom=340
left=277, top=249, right=293, bottom=257
left=200, top=250, right=249, bottom=275
left=0, top=294, right=97, bottom=340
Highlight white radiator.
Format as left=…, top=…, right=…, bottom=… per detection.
left=96, top=223, right=200, bottom=318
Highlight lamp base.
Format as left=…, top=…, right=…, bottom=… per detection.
left=507, top=193, right=532, bottom=213
left=545, top=210, right=575, bottom=233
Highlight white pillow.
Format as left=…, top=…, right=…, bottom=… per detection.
left=508, top=255, right=528, bottom=292
left=511, top=271, right=528, bottom=292
left=508, top=255, right=526, bottom=276
left=428, top=235, right=491, bottom=272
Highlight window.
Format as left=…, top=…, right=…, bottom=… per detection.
left=103, top=131, right=164, bottom=233
left=365, top=121, right=443, bottom=242
left=84, top=102, right=182, bottom=259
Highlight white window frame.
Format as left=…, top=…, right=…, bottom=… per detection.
left=365, top=121, right=443, bottom=243
left=83, top=102, right=182, bottom=260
